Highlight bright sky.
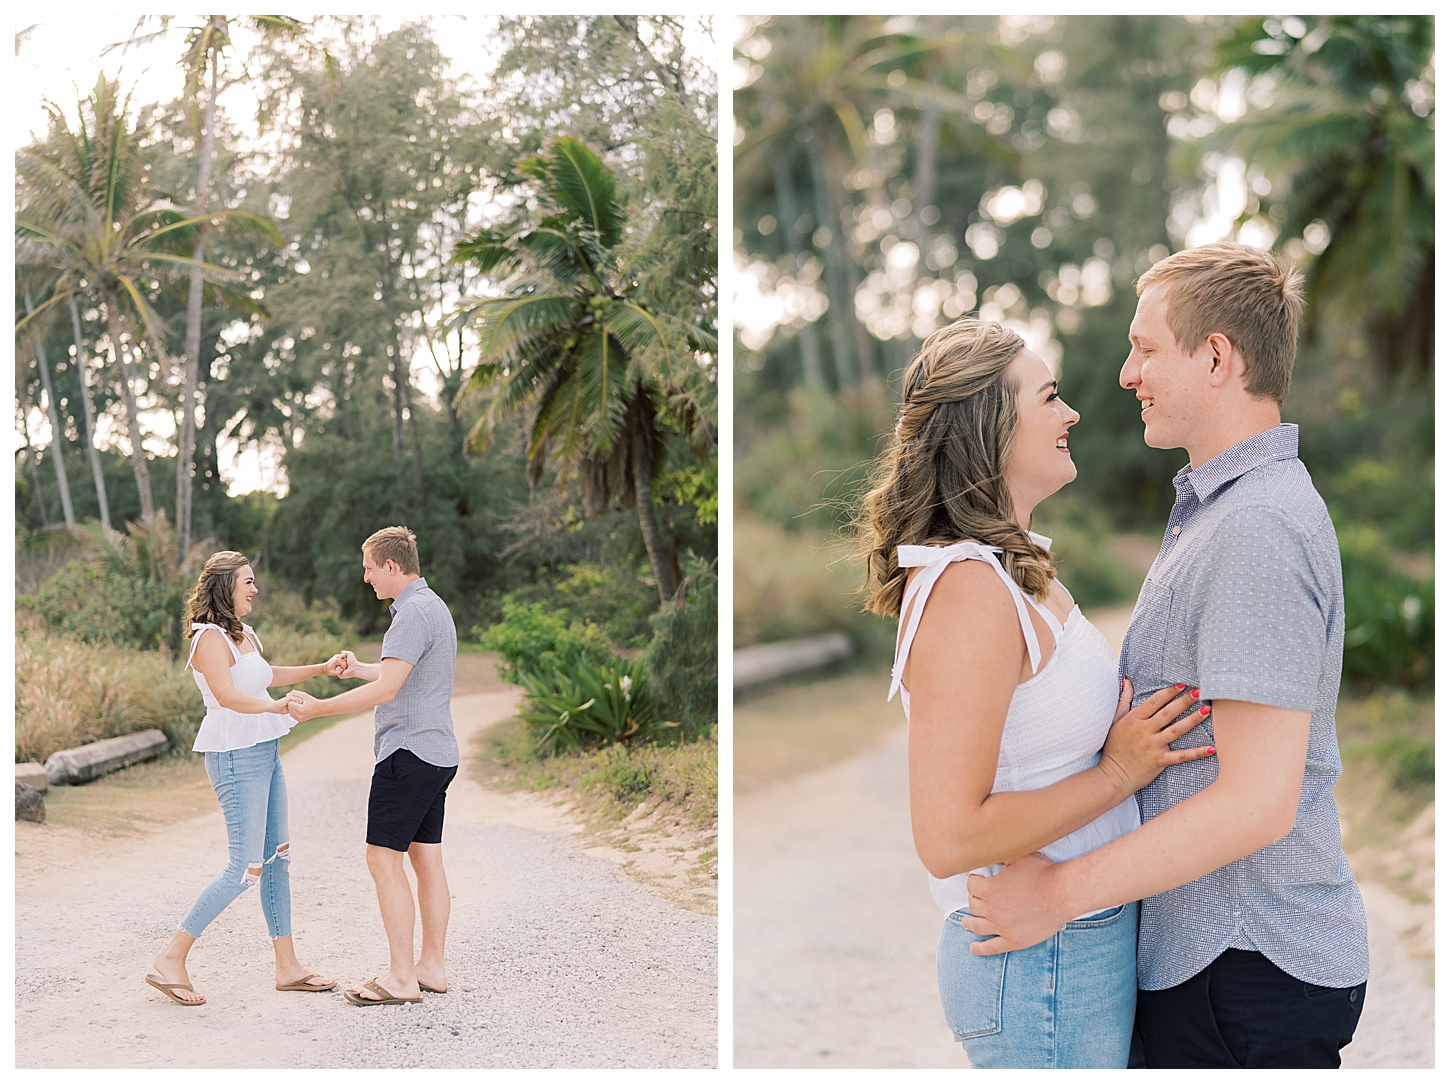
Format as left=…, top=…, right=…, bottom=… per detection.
left=14, top=15, right=715, bottom=497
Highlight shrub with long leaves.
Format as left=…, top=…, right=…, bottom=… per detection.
left=517, top=657, right=677, bottom=755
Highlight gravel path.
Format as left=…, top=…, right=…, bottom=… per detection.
left=16, top=693, right=717, bottom=1068
left=734, top=724, right=1433, bottom=1069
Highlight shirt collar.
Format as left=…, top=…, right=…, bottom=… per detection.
left=389, top=576, right=427, bottom=614
left=1175, top=423, right=1299, bottom=502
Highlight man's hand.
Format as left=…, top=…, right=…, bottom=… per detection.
left=960, top=852, right=1072, bottom=955
left=286, top=690, right=324, bottom=722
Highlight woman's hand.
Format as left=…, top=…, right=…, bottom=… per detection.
left=273, top=690, right=306, bottom=716
left=1098, top=679, right=1215, bottom=797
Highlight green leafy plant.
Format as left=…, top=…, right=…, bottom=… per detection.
left=517, top=657, right=675, bottom=755
left=1339, top=527, right=1433, bottom=690
left=645, top=557, right=718, bottom=732
left=24, top=513, right=209, bottom=654
left=475, top=599, right=614, bottom=685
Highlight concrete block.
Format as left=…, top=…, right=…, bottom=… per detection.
left=15, top=762, right=49, bottom=792
left=44, top=729, right=169, bottom=785
left=16, top=781, right=45, bottom=823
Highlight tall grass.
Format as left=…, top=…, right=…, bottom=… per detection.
left=15, top=611, right=360, bottom=765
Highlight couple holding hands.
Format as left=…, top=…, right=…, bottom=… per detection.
left=145, top=526, right=460, bottom=1009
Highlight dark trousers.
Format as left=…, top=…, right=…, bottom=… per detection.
left=1132, top=949, right=1366, bottom=1068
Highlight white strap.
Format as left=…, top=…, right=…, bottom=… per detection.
left=188, top=623, right=241, bottom=669
left=887, top=541, right=1046, bottom=703
left=242, top=622, right=263, bottom=654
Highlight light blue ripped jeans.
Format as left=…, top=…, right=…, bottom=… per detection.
left=180, top=739, right=292, bottom=939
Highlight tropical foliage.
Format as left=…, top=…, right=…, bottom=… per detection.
left=455, top=135, right=715, bottom=604
left=17, top=18, right=718, bottom=757
left=735, top=15, right=1432, bottom=693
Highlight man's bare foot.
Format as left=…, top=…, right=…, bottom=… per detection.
left=150, top=953, right=204, bottom=1004
left=415, top=962, right=447, bottom=993
left=348, top=971, right=419, bottom=1001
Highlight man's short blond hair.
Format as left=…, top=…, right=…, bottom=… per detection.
left=1136, top=242, right=1304, bottom=404
left=362, top=526, right=420, bottom=575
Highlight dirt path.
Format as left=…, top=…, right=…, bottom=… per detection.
left=735, top=726, right=1433, bottom=1068
left=734, top=607, right=1433, bottom=1068
left=16, top=690, right=717, bottom=1068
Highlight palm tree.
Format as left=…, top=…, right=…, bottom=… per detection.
left=20, top=282, right=76, bottom=528
left=453, top=137, right=705, bottom=604
left=1207, top=15, right=1434, bottom=383
left=16, top=74, right=278, bottom=523
left=113, top=15, right=310, bottom=557
left=735, top=17, right=1015, bottom=388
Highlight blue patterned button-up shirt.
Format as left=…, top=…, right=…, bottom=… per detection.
left=375, top=577, right=459, bottom=768
left=1119, top=424, right=1368, bottom=990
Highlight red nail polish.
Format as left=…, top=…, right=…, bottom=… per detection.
left=1199, top=705, right=1210, bottom=715
left=1206, top=746, right=1215, bottom=755
left=1191, top=688, right=1199, bottom=698
left=1176, top=683, right=1185, bottom=689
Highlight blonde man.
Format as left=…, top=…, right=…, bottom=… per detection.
left=288, top=526, right=459, bottom=1005
left=962, top=243, right=1369, bottom=1067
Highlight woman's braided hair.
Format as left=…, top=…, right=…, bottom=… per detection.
left=184, top=550, right=252, bottom=643
left=859, top=319, right=1055, bottom=619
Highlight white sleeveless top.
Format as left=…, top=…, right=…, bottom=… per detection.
left=188, top=623, right=296, bottom=753
left=888, top=533, right=1139, bottom=919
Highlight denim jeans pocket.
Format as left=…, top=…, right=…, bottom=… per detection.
left=938, top=910, right=1008, bottom=1041
left=1064, top=904, right=1126, bottom=929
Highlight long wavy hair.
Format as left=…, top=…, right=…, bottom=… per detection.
left=184, top=551, right=253, bottom=643
left=858, top=318, right=1055, bottom=619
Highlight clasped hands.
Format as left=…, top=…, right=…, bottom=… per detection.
left=277, top=650, right=363, bottom=721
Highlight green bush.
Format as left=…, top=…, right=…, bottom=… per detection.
left=1339, top=527, right=1433, bottom=690
left=645, top=560, right=718, bottom=731
left=517, top=657, right=677, bottom=754
left=24, top=515, right=207, bottom=654
left=475, top=599, right=615, bottom=684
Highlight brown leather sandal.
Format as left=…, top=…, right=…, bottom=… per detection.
left=419, top=981, right=447, bottom=994
left=343, top=978, right=421, bottom=1005
left=145, top=973, right=206, bottom=1005
left=275, top=973, right=337, bottom=992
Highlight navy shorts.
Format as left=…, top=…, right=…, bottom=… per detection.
left=1134, top=948, right=1366, bottom=1068
left=366, top=748, right=458, bottom=852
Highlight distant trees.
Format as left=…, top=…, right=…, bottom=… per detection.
left=16, top=75, right=276, bottom=525
left=1207, top=15, right=1434, bottom=383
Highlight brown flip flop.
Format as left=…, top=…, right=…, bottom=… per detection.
left=343, top=978, right=420, bottom=1006
left=145, top=973, right=206, bottom=1006
left=419, top=981, right=447, bottom=994
left=276, top=973, right=337, bottom=992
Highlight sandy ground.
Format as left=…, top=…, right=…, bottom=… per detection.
left=15, top=688, right=717, bottom=1068
left=734, top=605, right=1434, bottom=1068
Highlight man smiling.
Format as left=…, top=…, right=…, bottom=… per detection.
left=288, top=526, right=459, bottom=1006
left=961, top=243, right=1369, bottom=1068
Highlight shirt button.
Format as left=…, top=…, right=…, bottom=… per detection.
left=1172, top=525, right=1181, bottom=535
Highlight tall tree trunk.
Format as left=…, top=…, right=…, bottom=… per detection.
left=68, top=294, right=112, bottom=529
left=628, top=392, right=679, bottom=603
left=388, top=332, right=407, bottom=474
left=18, top=403, right=50, bottom=527
left=105, top=296, right=157, bottom=522
left=770, top=153, right=826, bottom=391
left=24, top=290, right=76, bottom=528
left=178, top=29, right=223, bottom=561
left=807, top=134, right=858, bottom=391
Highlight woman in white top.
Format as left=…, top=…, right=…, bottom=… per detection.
left=858, top=320, right=1214, bottom=1067
left=145, top=551, right=346, bottom=1006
